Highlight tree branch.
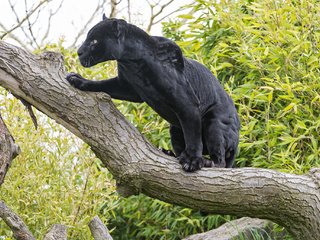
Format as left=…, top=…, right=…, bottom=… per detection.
left=0, top=23, right=29, bottom=50
left=0, top=112, right=20, bottom=186
left=0, top=201, right=35, bottom=240
left=0, top=41, right=319, bottom=239
left=184, top=217, right=273, bottom=240
left=69, top=0, right=107, bottom=48
left=1, top=0, right=49, bottom=40
left=43, top=224, right=67, bottom=240
left=89, top=216, right=113, bottom=240
left=146, top=0, right=175, bottom=32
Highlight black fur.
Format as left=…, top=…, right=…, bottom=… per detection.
left=66, top=17, right=240, bottom=172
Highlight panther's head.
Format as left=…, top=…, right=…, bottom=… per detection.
left=77, top=15, right=127, bottom=67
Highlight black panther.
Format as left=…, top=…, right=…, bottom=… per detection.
left=66, top=15, right=240, bottom=172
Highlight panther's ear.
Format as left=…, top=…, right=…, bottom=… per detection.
left=112, top=19, right=127, bottom=38
left=102, top=13, right=107, bottom=21
left=157, top=40, right=184, bottom=71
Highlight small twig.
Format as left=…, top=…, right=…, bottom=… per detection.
left=153, top=8, right=183, bottom=25
left=146, top=0, right=175, bottom=32
left=69, top=0, right=107, bottom=47
left=72, top=164, right=92, bottom=225
left=24, top=0, right=40, bottom=49
left=13, top=94, right=38, bottom=129
left=41, top=0, right=64, bottom=45
left=7, top=0, right=34, bottom=46
left=127, top=0, right=131, bottom=23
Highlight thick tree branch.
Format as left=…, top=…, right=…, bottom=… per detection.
left=0, top=41, right=319, bottom=239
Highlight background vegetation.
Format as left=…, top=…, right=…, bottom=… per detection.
left=1, top=0, right=320, bottom=239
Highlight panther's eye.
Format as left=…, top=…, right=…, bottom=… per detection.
left=90, top=39, right=98, bottom=45
left=90, top=39, right=98, bottom=51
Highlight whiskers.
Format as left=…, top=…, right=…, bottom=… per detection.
left=82, top=56, right=94, bottom=67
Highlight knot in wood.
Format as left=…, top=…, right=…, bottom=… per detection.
left=40, top=51, right=64, bottom=63
left=116, top=168, right=142, bottom=197
left=309, top=168, right=320, bottom=188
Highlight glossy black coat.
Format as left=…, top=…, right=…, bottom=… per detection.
left=66, top=17, right=240, bottom=172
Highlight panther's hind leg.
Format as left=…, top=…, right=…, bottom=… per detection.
left=203, top=117, right=227, bottom=168
left=170, top=124, right=212, bottom=168
left=225, top=148, right=236, bottom=168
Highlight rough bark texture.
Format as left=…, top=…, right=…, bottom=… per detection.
left=0, top=201, right=35, bottom=240
left=89, top=216, right=113, bottom=240
left=0, top=40, right=319, bottom=239
left=0, top=112, right=20, bottom=186
left=43, top=224, right=67, bottom=240
left=184, top=217, right=273, bottom=240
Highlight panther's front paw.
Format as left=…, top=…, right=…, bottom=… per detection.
left=66, top=72, right=86, bottom=90
left=178, top=151, right=203, bottom=172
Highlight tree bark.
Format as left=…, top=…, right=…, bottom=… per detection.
left=0, top=201, right=35, bottom=240
left=184, top=217, right=276, bottom=240
left=89, top=216, right=113, bottom=240
left=0, top=40, right=319, bottom=239
left=43, top=224, right=67, bottom=240
left=0, top=112, right=20, bottom=187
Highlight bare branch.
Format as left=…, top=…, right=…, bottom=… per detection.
left=41, top=0, right=64, bottom=45
left=69, top=0, right=107, bottom=48
left=127, top=0, right=131, bottom=23
left=72, top=167, right=91, bottom=225
left=110, top=0, right=118, bottom=18
left=24, top=0, right=40, bottom=49
left=0, top=200, right=35, bottom=240
left=7, top=0, right=35, bottom=46
left=1, top=0, right=49, bottom=40
left=89, top=216, right=113, bottom=240
left=0, top=22, right=30, bottom=50
left=152, top=8, right=183, bottom=25
left=146, top=0, right=175, bottom=32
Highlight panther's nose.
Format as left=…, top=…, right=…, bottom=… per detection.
left=77, top=48, right=84, bottom=57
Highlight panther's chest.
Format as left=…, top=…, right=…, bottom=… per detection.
left=119, top=61, right=173, bottom=98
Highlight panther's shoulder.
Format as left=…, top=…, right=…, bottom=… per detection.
left=152, top=36, right=184, bottom=71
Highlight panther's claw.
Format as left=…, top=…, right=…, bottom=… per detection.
left=66, top=72, right=86, bottom=89
left=178, top=151, right=203, bottom=172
